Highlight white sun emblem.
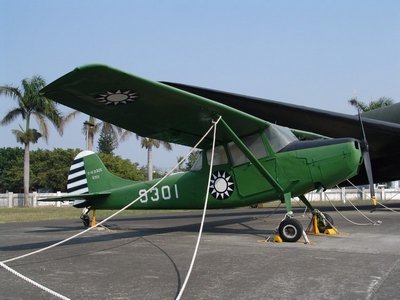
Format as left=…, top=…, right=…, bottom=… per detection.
left=95, top=90, right=138, bottom=105
left=209, top=171, right=235, bottom=200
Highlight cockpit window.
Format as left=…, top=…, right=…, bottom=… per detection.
left=206, top=145, right=229, bottom=166
left=190, top=152, right=202, bottom=171
left=265, top=124, right=298, bottom=152
left=228, top=133, right=267, bottom=166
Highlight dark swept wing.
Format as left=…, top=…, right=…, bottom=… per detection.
left=41, top=65, right=268, bottom=149
left=162, top=82, right=400, bottom=185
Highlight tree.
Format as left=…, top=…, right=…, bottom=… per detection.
left=30, top=148, right=80, bottom=192
left=0, top=76, right=63, bottom=206
left=140, top=138, right=172, bottom=180
left=81, top=117, right=122, bottom=152
left=0, top=147, right=24, bottom=192
left=62, top=111, right=121, bottom=151
left=120, top=130, right=173, bottom=180
left=99, top=153, right=145, bottom=181
left=97, top=124, right=118, bottom=154
left=83, top=116, right=98, bottom=151
left=176, top=151, right=201, bottom=171
left=0, top=148, right=146, bottom=192
left=349, top=97, right=394, bottom=112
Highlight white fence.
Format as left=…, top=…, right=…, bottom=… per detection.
left=305, top=187, right=400, bottom=202
left=0, top=192, right=71, bottom=208
left=1, top=187, right=400, bottom=208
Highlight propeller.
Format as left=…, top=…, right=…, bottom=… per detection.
left=358, top=109, right=377, bottom=206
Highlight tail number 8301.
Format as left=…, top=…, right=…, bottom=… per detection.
left=139, top=184, right=179, bottom=203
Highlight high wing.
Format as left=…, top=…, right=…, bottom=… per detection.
left=162, top=82, right=400, bottom=185
left=41, top=65, right=269, bottom=149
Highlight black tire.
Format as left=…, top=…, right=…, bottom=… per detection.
left=82, top=215, right=90, bottom=227
left=278, top=218, right=303, bottom=242
left=317, top=213, right=334, bottom=232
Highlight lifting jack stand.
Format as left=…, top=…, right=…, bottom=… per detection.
left=306, top=211, right=338, bottom=235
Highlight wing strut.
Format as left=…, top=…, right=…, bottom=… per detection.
left=219, top=118, right=287, bottom=200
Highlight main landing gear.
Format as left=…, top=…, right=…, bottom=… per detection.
left=273, top=193, right=306, bottom=243
left=278, top=215, right=303, bottom=242
left=272, top=194, right=336, bottom=243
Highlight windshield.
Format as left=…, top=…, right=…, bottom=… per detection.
left=265, top=124, right=298, bottom=152
left=228, top=133, right=267, bottom=166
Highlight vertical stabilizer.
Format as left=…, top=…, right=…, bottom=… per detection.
left=67, top=151, right=92, bottom=194
left=67, top=150, right=133, bottom=195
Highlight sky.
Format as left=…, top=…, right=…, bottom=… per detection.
left=1, top=0, right=399, bottom=170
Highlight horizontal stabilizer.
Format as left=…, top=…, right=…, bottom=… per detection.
left=38, top=192, right=111, bottom=202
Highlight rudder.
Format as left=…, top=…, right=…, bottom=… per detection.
left=67, top=150, right=133, bottom=195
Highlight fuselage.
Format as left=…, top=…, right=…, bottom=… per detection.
left=89, top=136, right=362, bottom=210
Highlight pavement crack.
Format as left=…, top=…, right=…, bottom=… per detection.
left=367, top=257, right=400, bottom=300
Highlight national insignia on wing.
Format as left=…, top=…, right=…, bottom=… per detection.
left=95, top=90, right=138, bottom=105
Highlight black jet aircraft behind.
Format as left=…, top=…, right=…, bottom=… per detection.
left=163, top=82, right=400, bottom=187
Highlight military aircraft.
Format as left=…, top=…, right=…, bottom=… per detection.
left=39, top=64, right=369, bottom=242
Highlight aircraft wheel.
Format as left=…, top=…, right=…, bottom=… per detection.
left=82, top=215, right=90, bottom=227
left=278, top=218, right=303, bottom=242
left=317, top=213, right=334, bottom=232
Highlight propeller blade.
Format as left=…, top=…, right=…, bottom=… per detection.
left=362, top=147, right=376, bottom=206
left=358, top=109, right=376, bottom=206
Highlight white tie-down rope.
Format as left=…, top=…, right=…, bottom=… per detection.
left=345, top=179, right=400, bottom=216
left=323, top=183, right=381, bottom=226
left=1, top=119, right=219, bottom=299
left=176, top=117, right=220, bottom=300
left=0, top=261, right=70, bottom=300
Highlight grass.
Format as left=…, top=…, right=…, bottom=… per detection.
left=0, top=207, right=184, bottom=224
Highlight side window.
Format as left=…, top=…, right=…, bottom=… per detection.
left=206, top=145, right=228, bottom=166
left=190, top=152, right=203, bottom=171
left=228, top=133, right=267, bottom=166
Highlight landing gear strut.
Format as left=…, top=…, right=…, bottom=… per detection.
left=276, top=193, right=305, bottom=243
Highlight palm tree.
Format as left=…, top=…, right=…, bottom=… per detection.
left=349, top=97, right=394, bottom=112
left=120, top=130, right=173, bottom=180
left=0, top=76, right=62, bottom=206
left=62, top=112, right=121, bottom=151
left=140, top=137, right=172, bottom=180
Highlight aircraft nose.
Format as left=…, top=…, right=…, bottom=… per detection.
left=285, top=137, right=363, bottom=189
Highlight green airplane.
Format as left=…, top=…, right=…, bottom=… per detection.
left=39, top=64, right=366, bottom=242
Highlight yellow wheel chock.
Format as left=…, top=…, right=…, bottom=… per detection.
left=273, top=235, right=283, bottom=243
left=307, top=212, right=338, bottom=235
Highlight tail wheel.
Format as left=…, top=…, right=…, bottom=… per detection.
left=82, top=215, right=90, bottom=227
left=317, top=213, right=334, bottom=233
left=278, top=218, right=303, bottom=242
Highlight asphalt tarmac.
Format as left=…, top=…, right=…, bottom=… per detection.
left=1, top=206, right=400, bottom=300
